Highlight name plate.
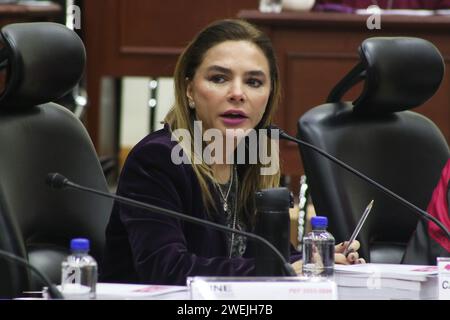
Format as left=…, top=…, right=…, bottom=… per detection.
left=438, top=257, right=450, bottom=300
left=187, top=277, right=337, bottom=300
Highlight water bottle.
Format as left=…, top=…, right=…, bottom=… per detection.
left=302, top=216, right=335, bottom=278
left=61, top=238, right=97, bottom=299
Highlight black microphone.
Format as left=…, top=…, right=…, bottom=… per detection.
left=0, top=249, right=63, bottom=299
left=267, top=125, right=450, bottom=240
left=46, top=173, right=297, bottom=277
left=46, top=172, right=68, bottom=189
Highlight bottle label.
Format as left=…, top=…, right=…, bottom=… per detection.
left=62, top=266, right=82, bottom=284
left=61, top=266, right=91, bottom=299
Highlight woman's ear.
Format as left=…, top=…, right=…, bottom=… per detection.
left=186, top=79, right=196, bottom=109
left=186, top=78, right=194, bottom=102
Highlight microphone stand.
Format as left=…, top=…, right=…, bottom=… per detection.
left=47, top=174, right=297, bottom=277
left=273, top=126, right=450, bottom=240
left=0, top=249, right=63, bottom=299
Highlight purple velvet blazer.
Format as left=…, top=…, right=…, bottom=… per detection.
left=101, top=125, right=300, bottom=285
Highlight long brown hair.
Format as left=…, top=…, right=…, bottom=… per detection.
left=165, top=19, right=281, bottom=225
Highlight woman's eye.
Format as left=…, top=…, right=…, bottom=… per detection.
left=209, top=75, right=226, bottom=83
left=247, top=78, right=263, bottom=88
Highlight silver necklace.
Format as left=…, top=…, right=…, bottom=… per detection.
left=371, top=0, right=394, bottom=9
left=229, top=165, right=238, bottom=258
left=216, top=165, right=234, bottom=213
left=216, top=166, right=241, bottom=258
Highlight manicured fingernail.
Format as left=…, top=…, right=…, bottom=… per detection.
left=346, top=249, right=355, bottom=255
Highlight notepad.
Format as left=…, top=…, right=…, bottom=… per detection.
left=334, top=263, right=438, bottom=300
left=91, top=283, right=187, bottom=300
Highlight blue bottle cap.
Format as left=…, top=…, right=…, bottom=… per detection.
left=311, top=216, right=328, bottom=228
left=70, top=238, right=90, bottom=251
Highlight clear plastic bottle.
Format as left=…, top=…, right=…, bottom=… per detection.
left=61, top=238, right=97, bottom=299
left=302, top=216, right=335, bottom=278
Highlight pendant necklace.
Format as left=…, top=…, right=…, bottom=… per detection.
left=217, top=165, right=234, bottom=213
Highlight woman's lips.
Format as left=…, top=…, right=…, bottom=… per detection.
left=220, top=116, right=248, bottom=126
left=219, top=110, right=248, bottom=126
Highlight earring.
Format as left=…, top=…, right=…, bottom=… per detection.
left=189, top=101, right=195, bottom=109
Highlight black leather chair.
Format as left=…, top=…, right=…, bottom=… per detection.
left=297, top=37, right=449, bottom=264
left=0, top=22, right=113, bottom=298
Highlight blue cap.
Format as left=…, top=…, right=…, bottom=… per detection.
left=311, top=216, right=328, bottom=228
left=70, top=238, right=90, bottom=251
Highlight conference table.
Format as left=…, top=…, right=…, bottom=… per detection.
left=86, top=263, right=442, bottom=300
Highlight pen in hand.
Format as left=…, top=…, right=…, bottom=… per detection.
left=343, top=200, right=374, bottom=256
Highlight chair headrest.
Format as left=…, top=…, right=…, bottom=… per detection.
left=327, top=37, right=444, bottom=114
left=0, top=22, right=86, bottom=109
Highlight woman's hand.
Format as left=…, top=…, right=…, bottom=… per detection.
left=291, top=240, right=365, bottom=275
left=291, top=260, right=303, bottom=275
left=335, top=240, right=366, bottom=265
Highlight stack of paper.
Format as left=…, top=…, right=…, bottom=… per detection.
left=334, top=264, right=438, bottom=300
left=95, top=283, right=188, bottom=300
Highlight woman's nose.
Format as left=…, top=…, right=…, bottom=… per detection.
left=227, top=81, right=246, bottom=103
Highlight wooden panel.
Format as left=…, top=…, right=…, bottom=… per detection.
left=279, top=53, right=362, bottom=175
left=83, top=5, right=450, bottom=176
left=104, top=0, right=259, bottom=76
left=0, top=3, right=61, bottom=28
left=119, top=0, right=256, bottom=54
left=241, top=10, right=450, bottom=177
left=83, top=0, right=259, bottom=150
left=283, top=53, right=360, bottom=135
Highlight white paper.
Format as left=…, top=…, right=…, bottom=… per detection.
left=95, top=283, right=187, bottom=300
left=334, top=263, right=438, bottom=300
left=334, top=263, right=437, bottom=281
